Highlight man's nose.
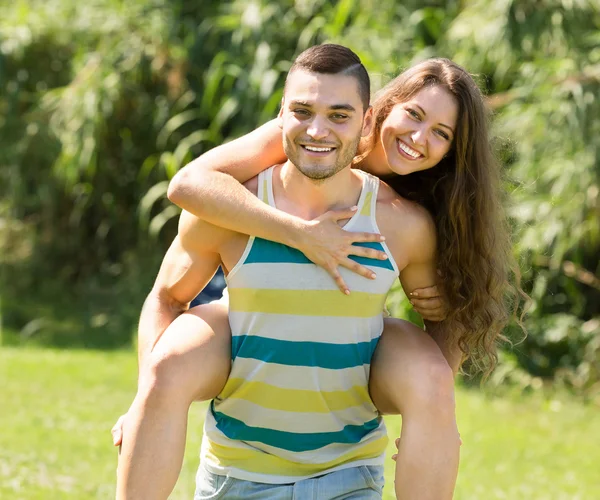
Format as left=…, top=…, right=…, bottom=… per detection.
left=306, top=116, right=329, bottom=140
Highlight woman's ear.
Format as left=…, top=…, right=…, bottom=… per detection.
left=361, top=106, right=374, bottom=137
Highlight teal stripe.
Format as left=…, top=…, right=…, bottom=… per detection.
left=231, top=335, right=379, bottom=369
left=211, top=402, right=380, bottom=452
left=245, top=238, right=394, bottom=270
left=351, top=242, right=395, bottom=271
left=245, top=238, right=311, bottom=264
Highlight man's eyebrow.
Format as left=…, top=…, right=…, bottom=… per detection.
left=415, top=104, right=455, bottom=134
left=288, top=101, right=356, bottom=113
left=289, top=100, right=312, bottom=108
left=330, top=104, right=356, bottom=112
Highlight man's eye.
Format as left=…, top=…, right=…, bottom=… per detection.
left=331, top=114, right=348, bottom=120
left=293, top=109, right=310, bottom=116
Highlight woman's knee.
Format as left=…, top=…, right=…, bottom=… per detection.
left=140, top=303, right=232, bottom=406
left=371, top=319, right=455, bottom=415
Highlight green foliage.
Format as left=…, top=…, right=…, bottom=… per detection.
left=0, top=0, right=598, bottom=392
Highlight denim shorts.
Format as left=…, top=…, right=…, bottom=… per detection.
left=194, top=463, right=385, bottom=500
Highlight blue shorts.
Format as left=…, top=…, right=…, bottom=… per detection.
left=194, top=463, right=385, bottom=499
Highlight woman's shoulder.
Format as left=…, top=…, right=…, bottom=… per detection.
left=375, top=180, right=437, bottom=258
left=376, top=179, right=434, bottom=225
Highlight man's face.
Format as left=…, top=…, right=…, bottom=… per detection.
left=279, top=69, right=371, bottom=181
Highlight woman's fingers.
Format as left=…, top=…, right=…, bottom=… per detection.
left=326, top=266, right=350, bottom=295
left=409, top=285, right=440, bottom=299
left=346, top=244, right=388, bottom=261
left=410, top=297, right=443, bottom=310
left=340, top=258, right=377, bottom=280
left=111, top=414, right=126, bottom=446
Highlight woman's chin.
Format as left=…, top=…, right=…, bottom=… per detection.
left=388, top=162, right=420, bottom=176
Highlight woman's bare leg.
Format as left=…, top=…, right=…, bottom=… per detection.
left=370, top=318, right=460, bottom=500
left=116, top=302, right=231, bottom=500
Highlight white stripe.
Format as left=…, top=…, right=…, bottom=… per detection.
left=225, top=357, right=372, bottom=392
left=229, top=311, right=384, bottom=344
left=212, top=399, right=378, bottom=434
left=229, top=262, right=397, bottom=292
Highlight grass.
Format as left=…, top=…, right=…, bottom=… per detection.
left=1, top=347, right=599, bottom=499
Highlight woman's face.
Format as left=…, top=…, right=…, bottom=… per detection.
left=379, top=85, right=458, bottom=175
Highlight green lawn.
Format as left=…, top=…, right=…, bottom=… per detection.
left=1, top=348, right=598, bottom=499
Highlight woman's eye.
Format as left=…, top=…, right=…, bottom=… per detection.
left=435, top=129, right=450, bottom=140
left=406, top=108, right=420, bottom=120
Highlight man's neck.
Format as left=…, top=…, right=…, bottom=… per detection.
left=273, top=161, right=363, bottom=220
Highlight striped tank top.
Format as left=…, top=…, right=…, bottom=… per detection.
left=200, top=166, right=399, bottom=484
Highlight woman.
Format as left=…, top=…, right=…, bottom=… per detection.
left=120, top=58, right=523, bottom=499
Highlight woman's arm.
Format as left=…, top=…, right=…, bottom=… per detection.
left=168, top=119, right=293, bottom=241
left=168, top=119, right=388, bottom=294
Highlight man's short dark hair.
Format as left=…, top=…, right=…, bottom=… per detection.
left=285, top=44, right=370, bottom=111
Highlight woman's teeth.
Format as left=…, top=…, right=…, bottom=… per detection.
left=398, top=140, right=421, bottom=159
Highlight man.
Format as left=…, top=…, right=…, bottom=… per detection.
left=116, top=44, right=453, bottom=499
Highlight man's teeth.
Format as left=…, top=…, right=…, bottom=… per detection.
left=398, top=140, right=421, bottom=158
left=305, top=146, right=333, bottom=152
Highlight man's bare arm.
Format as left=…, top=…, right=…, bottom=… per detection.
left=137, top=212, right=229, bottom=372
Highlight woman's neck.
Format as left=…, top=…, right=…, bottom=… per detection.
left=357, top=140, right=393, bottom=177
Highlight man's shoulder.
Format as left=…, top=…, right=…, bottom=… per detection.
left=178, top=210, right=234, bottom=253
left=375, top=180, right=437, bottom=264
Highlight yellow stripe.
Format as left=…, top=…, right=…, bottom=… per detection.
left=204, top=435, right=388, bottom=477
left=360, top=191, right=372, bottom=216
left=229, top=289, right=386, bottom=318
left=220, top=378, right=371, bottom=413
left=262, top=178, right=269, bottom=203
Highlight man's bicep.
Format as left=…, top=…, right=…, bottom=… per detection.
left=152, top=235, right=221, bottom=308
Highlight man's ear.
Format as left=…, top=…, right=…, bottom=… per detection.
left=361, top=106, right=374, bottom=137
left=276, top=99, right=284, bottom=129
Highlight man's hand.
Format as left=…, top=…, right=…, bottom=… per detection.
left=409, top=284, right=447, bottom=322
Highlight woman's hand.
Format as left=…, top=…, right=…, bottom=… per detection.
left=392, top=433, right=462, bottom=462
left=409, top=284, right=447, bottom=322
left=296, top=206, right=389, bottom=295
left=111, top=414, right=126, bottom=447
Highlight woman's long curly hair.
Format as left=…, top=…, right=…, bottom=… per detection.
left=359, top=58, right=526, bottom=375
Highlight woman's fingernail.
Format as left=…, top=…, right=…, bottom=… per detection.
left=370, top=273, right=376, bottom=279
left=351, top=206, right=358, bottom=211
left=380, top=236, right=386, bottom=241
left=344, top=289, right=350, bottom=295
left=412, top=292, right=419, bottom=297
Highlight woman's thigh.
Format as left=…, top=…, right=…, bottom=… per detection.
left=369, top=318, right=453, bottom=415
left=148, top=300, right=232, bottom=403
